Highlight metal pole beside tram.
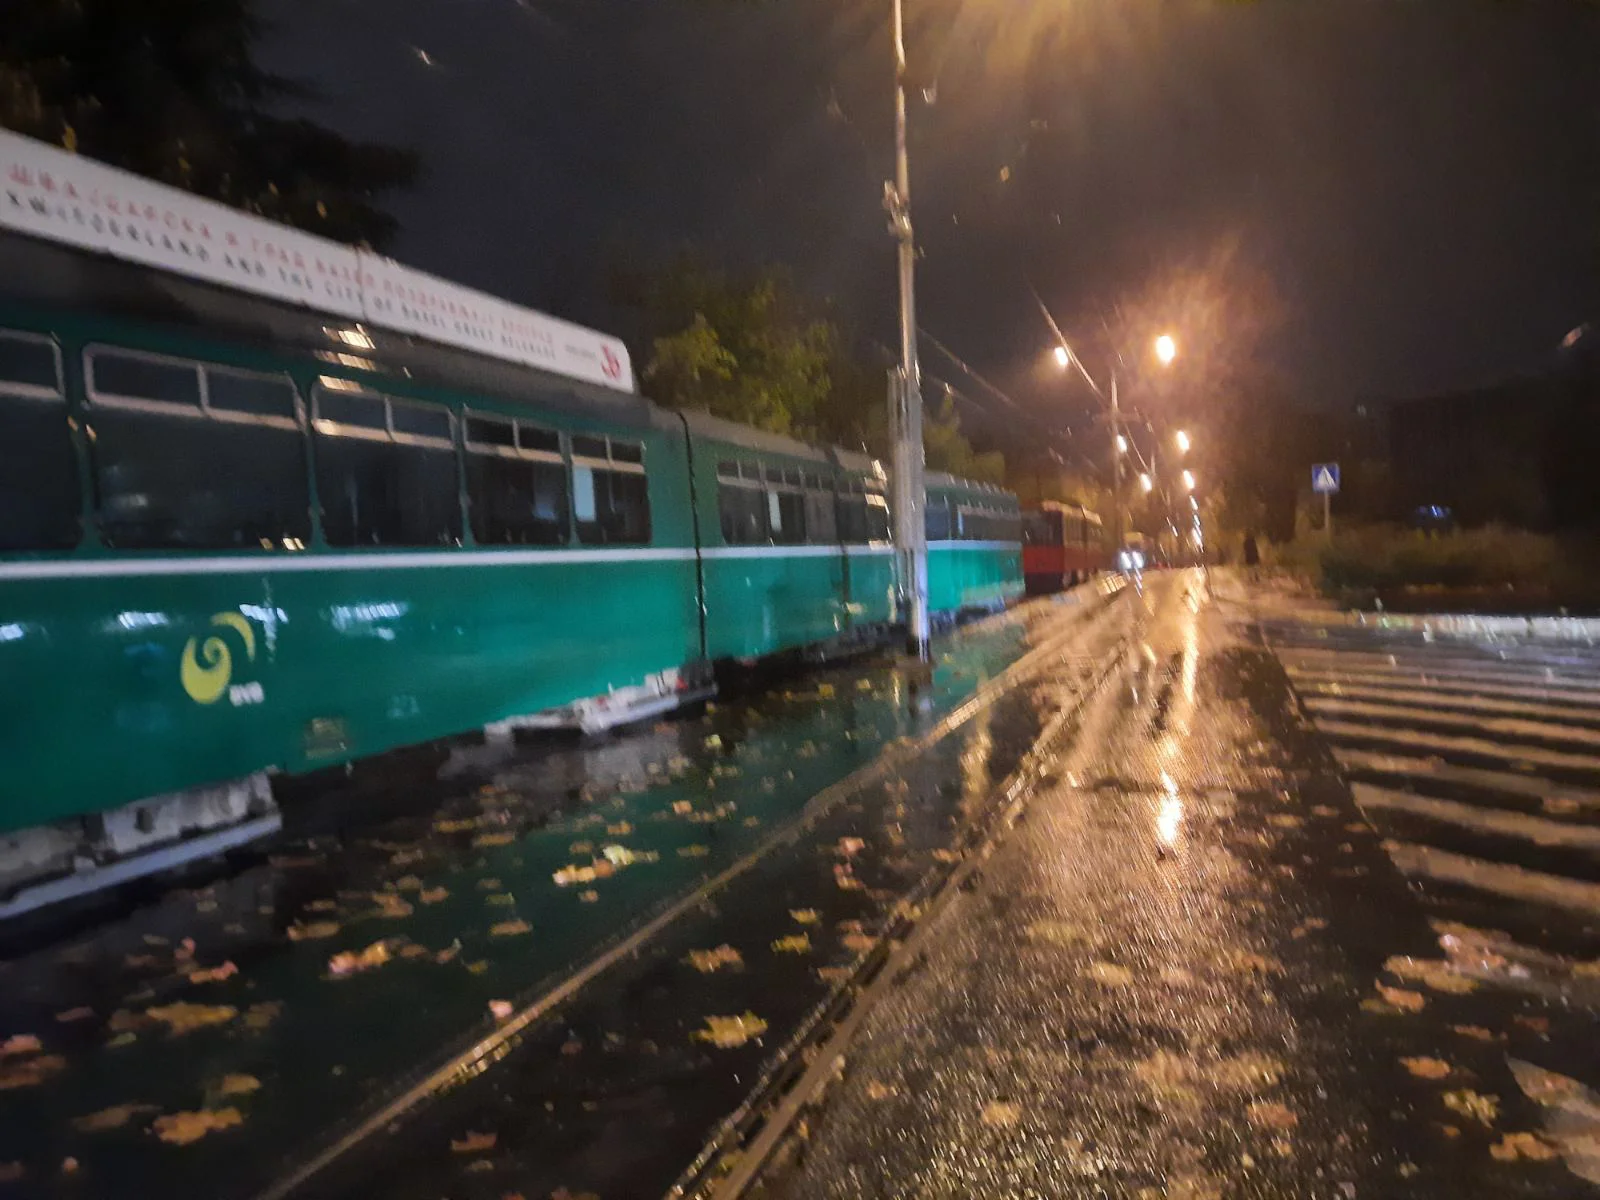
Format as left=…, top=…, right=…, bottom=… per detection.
left=886, top=0, right=930, bottom=662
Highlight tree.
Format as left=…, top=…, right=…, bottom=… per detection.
left=0, top=0, right=417, bottom=247
left=923, top=394, right=1005, bottom=484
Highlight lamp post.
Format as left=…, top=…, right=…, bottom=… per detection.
left=1052, top=333, right=1177, bottom=564
left=885, top=0, right=929, bottom=661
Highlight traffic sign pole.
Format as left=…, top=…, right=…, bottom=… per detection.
left=1324, top=489, right=1332, bottom=542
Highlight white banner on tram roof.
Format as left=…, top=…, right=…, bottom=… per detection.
left=0, top=130, right=634, bottom=393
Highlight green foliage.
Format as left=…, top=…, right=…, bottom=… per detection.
left=1273, top=525, right=1600, bottom=610
left=923, top=395, right=1005, bottom=484
left=628, top=253, right=1003, bottom=480
left=0, top=0, right=417, bottom=247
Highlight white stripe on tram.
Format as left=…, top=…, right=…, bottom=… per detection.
left=0, top=542, right=918, bottom=581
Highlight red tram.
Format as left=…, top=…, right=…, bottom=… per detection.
left=1021, top=501, right=1108, bottom=594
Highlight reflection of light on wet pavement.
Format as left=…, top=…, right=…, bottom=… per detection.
left=1156, top=795, right=1184, bottom=847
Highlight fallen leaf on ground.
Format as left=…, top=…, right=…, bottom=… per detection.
left=418, top=887, right=449, bottom=905
left=218, top=1074, right=260, bottom=1097
left=1247, top=1101, right=1298, bottom=1130
left=1443, top=1090, right=1500, bottom=1126
left=55, top=1007, right=94, bottom=1023
left=466, top=960, right=489, bottom=975
left=73, top=1103, right=157, bottom=1132
left=1087, top=962, right=1135, bottom=987
left=790, top=909, right=820, bottom=925
left=0, top=1054, right=66, bottom=1090
left=833, top=866, right=864, bottom=891
left=1, top=1035, right=42, bottom=1057
left=693, top=1013, right=768, bottom=1049
left=243, top=1002, right=281, bottom=1030
left=1401, top=1057, right=1453, bottom=1080
left=1267, top=814, right=1303, bottom=829
left=771, top=934, right=811, bottom=954
left=1544, top=797, right=1581, bottom=815
left=488, top=1000, right=514, bottom=1021
left=288, top=921, right=341, bottom=942
left=678, top=844, right=711, bottom=859
left=931, top=849, right=960, bottom=864
left=1490, top=1132, right=1558, bottom=1161
left=1376, top=985, right=1426, bottom=1012
left=981, top=1100, right=1022, bottom=1127
left=489, top=919, right=531, bottom=937
left=578, top=890, right=599, bottom=903
left=434, top=818, right=476, bottom=834
left=1025, top=920, right=1083, bottom=946
left=1452, top=1025, right=1499, bottom=1042
left=485, top=892, right=517, bottom=907
left=450, top=1131, right=496, bottom=1154
left=686, top=945, right=743, bottom=973
left=816, top=966, right=851, bottom=984
left=1386, top=957, right=1477, bottom=995
left=152, top=1108, right=243, bottom=1145
left=1514, top=1015, right=1550, bottom=1035
left=606, top=822, right=633, bottom=837
left=145, top=1003, right=238, bottom=1035
left=370, top=892, right=414, bottom=919
left=553, top=864, right=597, bottom=887
left=836, top=837, right=865, bottom=857
left=473, top=832, right=515, bottom=848
left=840, top=932, right=876, bottom=954
left=327, top=942, right=391, bottom=978
left=187, top=961, right=239, bottom=985
left=865, top=1080, right=898, bottom=1101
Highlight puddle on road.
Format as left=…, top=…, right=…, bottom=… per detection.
left=0, top=604, right=1071, bottom=1199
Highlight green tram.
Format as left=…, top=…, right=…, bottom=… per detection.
left=0, top=138, right=1022, bottom=916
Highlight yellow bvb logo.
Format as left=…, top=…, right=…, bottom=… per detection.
left=181, top=612, right=258, bottom=705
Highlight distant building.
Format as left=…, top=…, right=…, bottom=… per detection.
left=1384, top=325, right=1599, bottom=530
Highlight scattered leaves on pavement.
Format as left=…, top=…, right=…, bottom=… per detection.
left=1443, top=1090, right=1500, bottom=1126
left=1490, top=1132, right=1558, bottom=1162
left=489, top=919, right=531, bottom=937
left=1401, top=1057, right=1453, bottom=1080
left=152, top=1108, right=244, bottom=1145
left=771, top=934, right=811, bottom=954
left=693, top=1013, right=768, bottom=1049
left=145, top=1003, right=238, bottom=1035
left=450, top=1131, right=496, bottom=1154
left=981, top=1100, right=1022, bottom=1127
left=686, top=946, right=743, bottom=973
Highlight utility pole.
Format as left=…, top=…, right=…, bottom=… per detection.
left=1108, top=370, right=1123, bottom=554
left=885, top=0, right=929, bottom=661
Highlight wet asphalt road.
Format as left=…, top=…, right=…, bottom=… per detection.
left=758, top=573, right=1596, bottom=1199
left=0, top=587, right=1121, bottom=1198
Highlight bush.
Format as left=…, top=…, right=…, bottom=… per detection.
left=1271, top=524, right=1583, bottom=599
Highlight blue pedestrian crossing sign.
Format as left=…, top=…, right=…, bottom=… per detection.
left=1311, top=463, right=1341, bottom=494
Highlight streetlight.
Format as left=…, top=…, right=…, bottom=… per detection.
left=1174, top=429, right=1190, bottom=455
left=1116, top=434, right=1129, bottom=454
left=1053, top=345, right=1070, bottom=369
left=1181, top=469, right=1195, bottom=492
left=1155, top=333, right=1177, bottom=366
left=1139, top=472, right=1153, bottom=493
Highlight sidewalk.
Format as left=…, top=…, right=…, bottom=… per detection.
left=759, top=573, right=1589, bottom=1199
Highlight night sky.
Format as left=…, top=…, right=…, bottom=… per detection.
left=263, top=0, right=1598, bottom=424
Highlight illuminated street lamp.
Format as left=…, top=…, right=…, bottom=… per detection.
left=1116, top=434, right=1129, bottom=454
left=1174, top=429, right=1191, bottom=455
left=1189, top=495, right=1199, bottom=511
left=1181, top=469, right=1196, bottom=492
left=1139, top=472, right=1153, bottom=493
left=1155, top=333, right=1178, bottom=366
left=1053, top=345, right=1070, bottom=369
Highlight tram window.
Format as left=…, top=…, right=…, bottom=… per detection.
left=717, top=460, right=739, bottom=480
left=467, top=456, right=568, bottom=545
left=864, top=495, right=891, bottom=541
left=770, top=489, right=805, bottom=545
left=207, top=370, right=297, bottom=420
left=804, top=489, right=836, bottom=544
left=391, top=401, right=452, bottom=442
left=94, top=407, right=309, bottom=550
left=520, top=426, right=559, bottom=455
left=315, top=389, right=386, bottom=432
left=572, top=436, right=650, bottom=546
left=719, top=483, right=767, bottom=544
left=0, top=334, right=62, bottom=394
left=575, top=464, right=650, bottom=545
left=314, top=387, right=460, bottom=547
left=0, top=331, right=79, bottom=551
left=90, top=350, right=202, bottom=410
left=925, top=499, right=952, bottom=541
left=465, top=415, right=516, bottom=450
left=836, top=496, right=867, bottom=544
